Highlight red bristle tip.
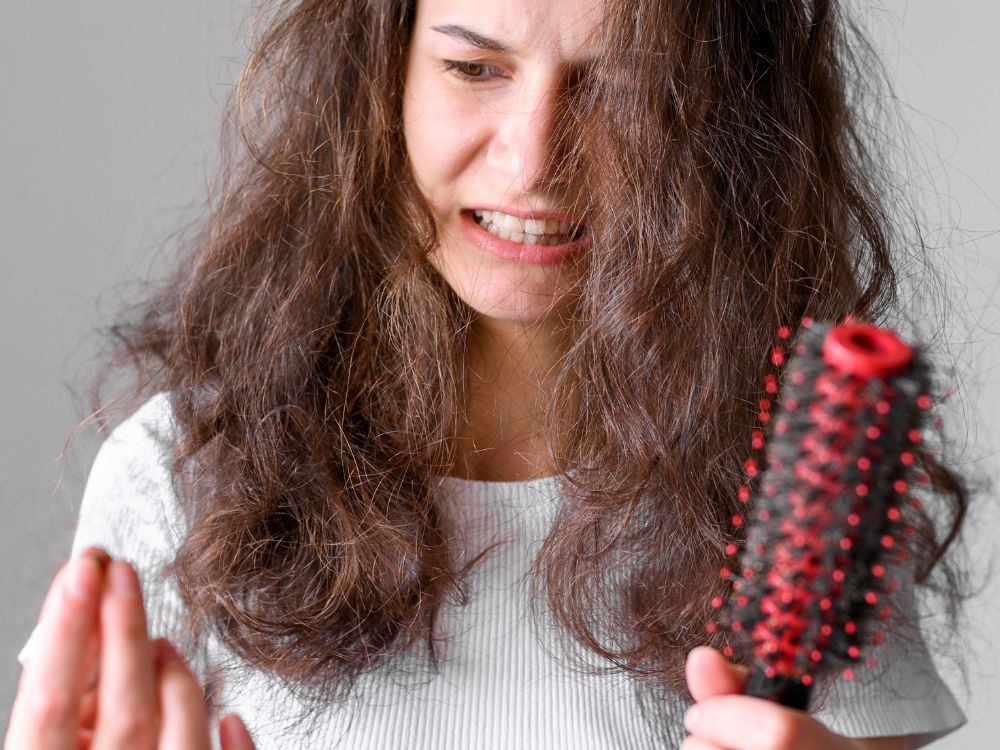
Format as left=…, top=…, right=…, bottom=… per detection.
left=900, top=452, right=915, bottom=466
left=888, top=579, right=900, bottom=593
left=737, top=595, right=748, bottom=606
left=866, top=426, right=881, bottom=440
left=791, top=371, right=806, bottom=385
left=871, top=564, right=886, bottom=578
left=771, top=347, right=785, bottom=366
left=732, top=514, right=744, bottom=527
left=916, top=474, right=929, bottom=486
left=810, top=649, right=822, bottom=662
left=725, top=543, right=738, bottom=556
left=867, top=659, right=878, bottom=668
left=893, top=479, right=908, bottom=493
left=802, top=674, right=814, bottom=686
left=711, top=596, right=724, bottom=609
left=847, top=513, right=861, bottom=526
left=720, top=567, right=732, bottom=580
left=765, top=666, right=776, bottom=678
left=881, top=535, right=895, bottom=549
left=839, top=537, right=853, bottom=551
left=738, top=486, right=751, bottom=502
left=758, top=411, right=771, bottom=424
left=855, top=484, right=869, bottom=497
left=722, top=645, right=734, bottom=657
left=873, top=632, right=885, bottom=645
left=752, top=430, right=765, bottom=449
left=820, top=597, right=832, bottom=610
left=802, top=316, right=814, bottom=327
left=821, top=624, right=833, bottom=637
left=917, top=395, right=932, bottom=409
left=785, top=398, right=799, bottom=411
left=879, top=607, right=893, bottom=621
left=706, top=622, right=718, bottom=633
left=876, top=400, right=890, bottom=415
left=848, top=646, right=860, bottom=659
left=845, top=622, right=857, bottom=635
left=744, top=459, right=758, bottom=476
left=887, top=507, right=901, bottom=521
left=775, top=420, right=787, bottom=434
left=904, top=525, right=916, bottom=537
left=908, top=429, right=922, bottom=443
left=843, top=668, right=855, bottom=680
left=777, top=325, right=791, bottom=339
left=732, top=621, right=743, bottom=632
left=865, top=592, right=878, bottom=605
left=759, top=398, right=771, bottom=411
left=757, top=511, right=770, bottom=523
left=912, top=496, right=924, bottom=508
left=857, top=456, right=871, bottom=470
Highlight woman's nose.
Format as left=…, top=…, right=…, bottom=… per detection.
left=487, top=80, right=565, bottom=194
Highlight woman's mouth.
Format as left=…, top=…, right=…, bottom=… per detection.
left=470, top=209, right=586, bottom=246
left=460, top=209, right=589, bottom=266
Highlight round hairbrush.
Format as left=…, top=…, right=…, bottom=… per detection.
left=713, top=317, right=932, bottom=710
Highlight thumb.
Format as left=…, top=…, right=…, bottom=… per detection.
left=685, top=646, right=749, bottom=702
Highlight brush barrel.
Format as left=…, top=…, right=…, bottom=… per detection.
left=726, top=319, right=929, bottom=712
left=745, top=670, right=812, bottom=711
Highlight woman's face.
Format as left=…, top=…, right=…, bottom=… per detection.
left=403, top=0, right=603, bottom=328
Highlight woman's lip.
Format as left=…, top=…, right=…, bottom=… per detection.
left=459, top=210, right=589, bottom=266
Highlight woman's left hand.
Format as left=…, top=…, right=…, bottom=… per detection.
left=682, top=646, right=863, bottom=750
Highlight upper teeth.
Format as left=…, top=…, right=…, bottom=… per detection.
left=473, top=210, right=576, bottom=236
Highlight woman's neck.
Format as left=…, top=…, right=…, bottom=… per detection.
left=448, top=317, right=568, bottom=482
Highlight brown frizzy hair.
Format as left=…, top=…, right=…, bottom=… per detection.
left=87, top=0, right=975, bottom=730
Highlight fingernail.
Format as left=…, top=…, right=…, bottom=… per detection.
left=109, top=561, right=140, bottom=598
left=81, top=546, right=111, bottom=570
left=67, top=556, right=99, bottom=600
left=684, top=705, right=701, bottom=733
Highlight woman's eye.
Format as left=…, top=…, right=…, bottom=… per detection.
left=441, top=60, right=504, bottom=83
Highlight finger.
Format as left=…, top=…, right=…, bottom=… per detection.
left=686, top=646, right=748, bottom=702
left=6, top=556, right=102, bottom=748
left=94, top=560, right=158, bottom=748
left=684, top=695, right=855, bottom=750
left=153, top=639, right=212, bottom=750
left=680, top=737, right=730, bottom=750
left=219, top=714, right=257, bottom=750
left=79, top=687, right=98, bottom=728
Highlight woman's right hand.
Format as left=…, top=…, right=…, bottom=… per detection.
left=4, top=547, right=255, bottom=750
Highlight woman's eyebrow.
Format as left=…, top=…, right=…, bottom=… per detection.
left=430, top=24, right=512, bottom=54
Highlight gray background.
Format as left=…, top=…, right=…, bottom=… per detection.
left=2, top=1, right=997, bottom=745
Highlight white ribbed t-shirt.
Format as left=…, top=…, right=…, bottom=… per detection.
left=18, top=394, right=967, bottom=749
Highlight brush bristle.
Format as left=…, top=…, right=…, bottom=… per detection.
left=715, top=319, right=931, bottom=708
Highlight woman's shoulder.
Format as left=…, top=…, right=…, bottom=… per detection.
left=73, top=391, right=185, bottom=558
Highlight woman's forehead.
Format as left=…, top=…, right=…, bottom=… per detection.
left=414, top=0, right=605, bottom=61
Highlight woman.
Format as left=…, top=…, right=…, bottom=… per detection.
left=5, top=0, right=973, bottom=748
